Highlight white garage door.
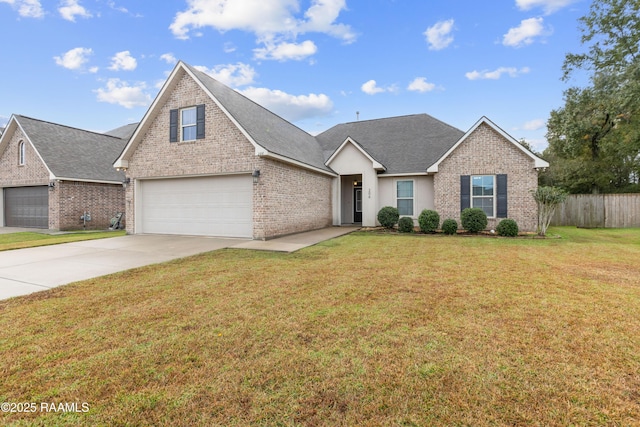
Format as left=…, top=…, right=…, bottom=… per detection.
left=139, top=175, right=253, bottom=238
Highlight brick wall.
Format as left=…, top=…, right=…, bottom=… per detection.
left=254, top=158, right=333, bottom=239
left=49, top=181, right=125, bottom=230
left=0, top=127, right=49, bottom=186
left=125, top=68, right=333, bottom=239
left=434, top=122, right=539, bottom=232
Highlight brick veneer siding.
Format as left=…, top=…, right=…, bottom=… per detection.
left=433, top=123, right=539, bottom=232
left=125, top=69, right=333, bottom=239
left=0, top=127, right=49, bottom=187
left=49, top=181, right=125, bottom=230
left=254, top=158, right=332, bottom=240
left=0, top=127, right=125, bottom=230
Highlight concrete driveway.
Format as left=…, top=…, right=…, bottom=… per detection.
left=0, top=227, right=357, bottom=301
left=0, top=235, right=239, bottom=300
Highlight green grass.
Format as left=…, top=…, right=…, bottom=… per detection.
left=0, top=230, right=126, bottom=251
left=1, top=227, right=639, bottom=426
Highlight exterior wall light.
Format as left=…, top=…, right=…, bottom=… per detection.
left=123, top=177, right=131, bottom=188
left=252, top=169, right=261, bottom=184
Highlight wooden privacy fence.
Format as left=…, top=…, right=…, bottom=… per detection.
left=551, top=193, right=640, bottom=228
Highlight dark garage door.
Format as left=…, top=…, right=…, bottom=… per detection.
left=4, top=186, right=49, bottom=228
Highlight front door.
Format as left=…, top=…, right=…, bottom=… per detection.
left=353, top=186, right=362, bottom=223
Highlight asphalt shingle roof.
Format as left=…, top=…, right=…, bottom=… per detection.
left=185, top=63, right=332, bottom=173
left=104, top=123, right=138, bottom=140
left=16, top=115, right=127, bottom=182
left=315, top=114, right=465, bottom=174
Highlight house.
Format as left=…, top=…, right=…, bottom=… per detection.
left=114, top=61, right=548, bottom=239
left=0, top=115, right=131, bottom=230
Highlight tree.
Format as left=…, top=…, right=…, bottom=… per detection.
left=562, top=0, right=640, bottom=81
left=532, top=187, right=568, bottom=236
left=544, top=71, right=640, bottom=193
left=545, top=0, right=640, bottom=193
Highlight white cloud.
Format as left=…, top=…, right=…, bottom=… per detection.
left=424, top=19, right=454, bottom=51
left=169, top=0, right=355, bottom=61
left=58, top=0, right=91, bottom=22
left=95, top=79, right=151, bottom=109
left=160, top=53, right=177, bottom=64
left=194, top=63, right=257, bottom=87
left=407, top=77, right=437, bottom=93
left=515, top=0, right=577, bottom=14
left=465, top=67, right=530, bottom=80
left=239, top=87, right=333, bottom=122
left=522, top=118, right=546, bottom=131
left=108, top=51, right=137, bottom=71
left=0, top=0, right=44, bottom=18
left=503, top=17, right=547, bottom=47
left=254, top=40, right=317, bottom=61
left=361, top=79, right=397, bottom=95
left=53, top=47, right=94, bottom=71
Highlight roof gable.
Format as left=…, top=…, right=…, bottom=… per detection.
left=326, top=137, right=386, bottom=171
left=0, top=115, right=127, bottom=183
left=116, top=61, right=333, bottom=175
left=426, top=116, right=549, bottom=173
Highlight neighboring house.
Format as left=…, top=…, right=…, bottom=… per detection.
left=0, top=115, right=131, bottom=230
left=114, top=61, right=548, bottom=239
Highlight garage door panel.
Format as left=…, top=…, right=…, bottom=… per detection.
left=140, top=175, right=252, bottom=238
left=4, top=186, right=49, bottom=228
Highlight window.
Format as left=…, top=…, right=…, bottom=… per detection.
left=170, top=105, right=205, bottom=142
left=472, top=175, right=495, bottom=217
left=181, top=107, right=197, bottom=141
left=18, top=141, right=25, bottom=165
left=396, top=180, right=414, bottom=216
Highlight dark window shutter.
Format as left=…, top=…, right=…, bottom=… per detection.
left=496, top=174, right=508, bottom=218
left=196, top=104, right=205, bottom=139
left=169, top=109, right=178, bottom=142
left=460, top=175, right=470, bottom=211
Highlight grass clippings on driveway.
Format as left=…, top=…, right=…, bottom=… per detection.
left=0, top=230, right=126, bottom=252
left=0, top=227, right=639, bottom=426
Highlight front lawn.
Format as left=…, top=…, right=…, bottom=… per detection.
left=1, top=227, right=639, bottom=426
left=0, top=230, right=126, bottom=252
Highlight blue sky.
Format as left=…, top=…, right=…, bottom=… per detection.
left=0, top=0, right=590, bottom=151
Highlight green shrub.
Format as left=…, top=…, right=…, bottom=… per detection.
left=461, top=208, right=488, bottom=233
left=418, top=209, right=440, bottom=233
left=496, top=219, right=519, bottom=237
left=398, top=216, right=415, bottom=233
left=441, top=218, right=458, bottom=235
left=377, top=206, right=399, bottom=229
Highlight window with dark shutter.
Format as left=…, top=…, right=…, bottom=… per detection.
left=169, top=109, right=178, bottom=142
left=496, top=174, right=508, bottom=218
left=460, top=175, right=470, bottom=211
left=196, top=104, right=205, bottom=139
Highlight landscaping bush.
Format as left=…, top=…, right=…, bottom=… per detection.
left=418, top=209, right=440, bottom=233
left=377, top=206, right=400, bottom=229
left=496, top=218, right=519, bottom=237
left=441, top=218, right=458, bottom=235
left=461, top=208, right=488, bottom=233
left=398, top=216, right=415, bottom=233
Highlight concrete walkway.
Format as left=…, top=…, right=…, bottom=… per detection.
left=0, top=227, right=358, bottom=301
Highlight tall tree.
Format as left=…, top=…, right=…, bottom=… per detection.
left=544, top=0, right=640, bottom=193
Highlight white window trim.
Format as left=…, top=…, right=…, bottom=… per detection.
left=471, top=175, right=496, bottom=218
left=180, top=106, right=197, bottom=142
left=18, top=140, right=25, bottom=166
left=395, top=179, right=416, bottom=217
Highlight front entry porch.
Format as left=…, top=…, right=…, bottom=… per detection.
left=340, top=174, right=363, bottom=225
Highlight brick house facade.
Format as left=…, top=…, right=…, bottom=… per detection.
left=119, top=63, right=332, bottom=239
left=0, top=115, right=128, bottom=231
left=115, top=61, right=547, bottom=238
left=433, top=122, right=540, bottom=232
